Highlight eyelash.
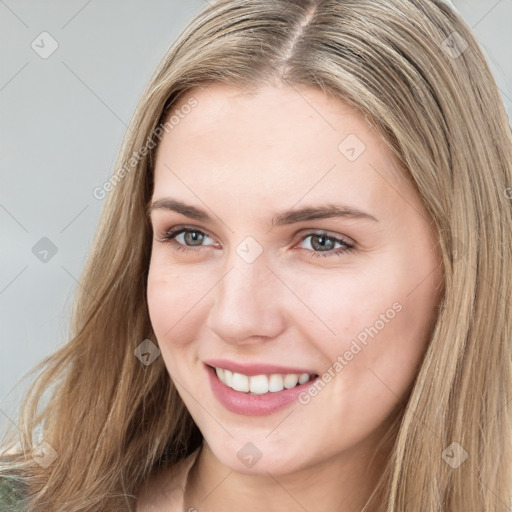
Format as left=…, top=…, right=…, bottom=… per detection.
left=157, top=225, right=355, bottom=259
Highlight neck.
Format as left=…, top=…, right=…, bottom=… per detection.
left=184, top=432, right=392, bottom=512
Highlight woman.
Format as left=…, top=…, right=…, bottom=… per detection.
left=1, top=0, right=511, bottom=510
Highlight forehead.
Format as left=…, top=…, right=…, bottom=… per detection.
left=165, top=81, right=371, bottom=150
left=152, top=82, right=417, bottom=221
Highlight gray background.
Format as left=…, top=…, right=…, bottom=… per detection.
left=1, top=0, right=511, bottom=434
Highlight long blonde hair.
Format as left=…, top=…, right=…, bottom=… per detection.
left=1, top=0, right=511, bottom=510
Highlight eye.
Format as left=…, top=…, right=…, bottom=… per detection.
left=156, top=226, right=355, bottom=259
left=298, top=231, right=355, bottom=258
left=157, top=226, right=217, bottom=252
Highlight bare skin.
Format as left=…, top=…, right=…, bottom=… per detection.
left=140, top=80, right=443, bottom=511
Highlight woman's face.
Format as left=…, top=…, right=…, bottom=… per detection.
left=147, top=81, right=442, bottom=475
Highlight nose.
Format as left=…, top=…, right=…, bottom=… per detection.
left=206, top=254, right=287, bottom=345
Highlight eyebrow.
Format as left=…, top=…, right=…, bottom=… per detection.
left=147, top=198, right=379, bottom=226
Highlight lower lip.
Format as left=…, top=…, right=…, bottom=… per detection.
left=206, top=365, right=319, bottom=416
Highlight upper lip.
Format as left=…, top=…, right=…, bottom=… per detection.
left=204, top=358, right=318, bottom=376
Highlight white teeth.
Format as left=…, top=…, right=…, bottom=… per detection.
left=283, top=374, right=299, bottom=389
left=268, top=374, right=284, bottom=392
left=224, top=369, right=233, bottom=387
left=249, top=375, right=268, bottom=395
left=298, top=373, right=310, bottom=384
left=214, top=367, right=314, bottom=394
left=231, top=372, right=249, bottom=392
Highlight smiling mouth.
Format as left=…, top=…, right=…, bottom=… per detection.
left=208, top=365, right=319, bottom=395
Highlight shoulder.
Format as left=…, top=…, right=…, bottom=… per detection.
left=0, top=454, right=28, bottom=512
left=136, top=447, right=201, bottom=512
left=0, top=474, right=26, bottom=511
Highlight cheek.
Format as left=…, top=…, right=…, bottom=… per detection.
left=147, top=264, right=211, bottom=388
left=146, top=259, right=212, bottom=348
left=295, top=251, right=441, bottom=388
left=285, top=259, right=440, bottom=448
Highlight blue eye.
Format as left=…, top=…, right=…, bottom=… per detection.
left=159, top=227, right=215, bottom=252
left=298, top=232, right=354, bottom=258
left=157, top=226, right=355, bottom=258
